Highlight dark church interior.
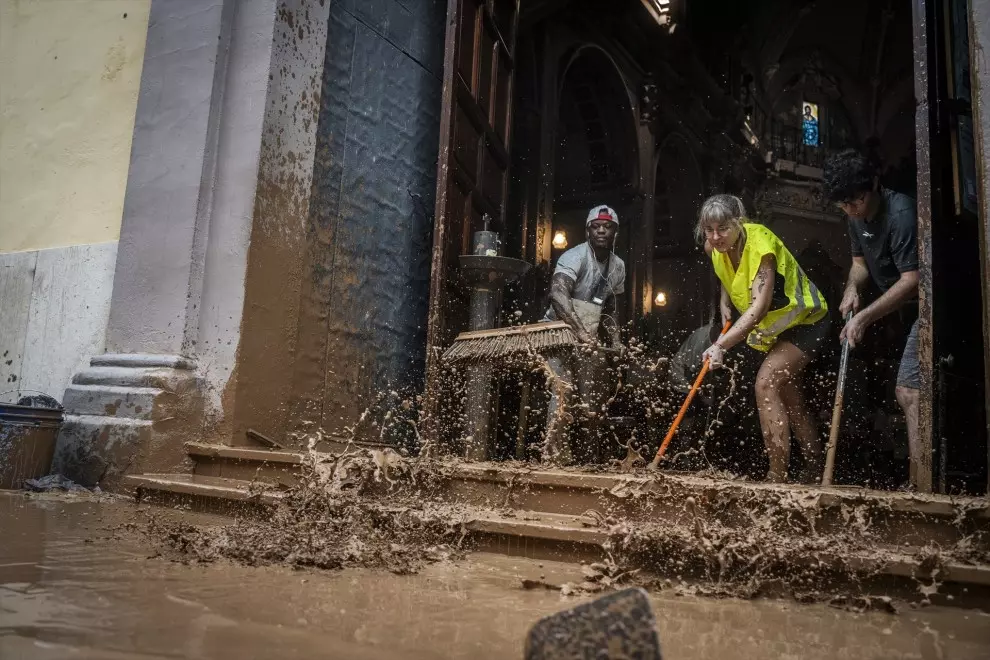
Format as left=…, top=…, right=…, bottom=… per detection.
left=430, top=0, right=987, bottom=493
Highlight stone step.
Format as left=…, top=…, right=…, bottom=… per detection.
left=124, top=473, right=285, bottom=505
left=440, top=463, right=990, bottom=548
left=72, top=366, right=198, bottom=390
left=122, top=472, right=600, bottom=545
left=182, top=443, right=990, bottom=549
left=118, top=470, right=990, bottom=600
left=62, top=384, right=161, bottom=420
left=90, top=354, right=197, bottom=370
left=186, top=441, right=386, bottom=483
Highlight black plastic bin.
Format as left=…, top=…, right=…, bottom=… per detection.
left=0, top=400, right=63, bottom=490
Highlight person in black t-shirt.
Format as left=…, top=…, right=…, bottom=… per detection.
left=824, top=150, right=921, bottom=489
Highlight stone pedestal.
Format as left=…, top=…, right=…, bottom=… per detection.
left=54, top=355, right=201, bottom=488
left=463, top=364, right=494, bottom=461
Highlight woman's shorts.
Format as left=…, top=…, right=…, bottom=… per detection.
left=775, top=316, right=832, bottom=361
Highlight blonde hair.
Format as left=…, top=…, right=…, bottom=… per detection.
left=695, top=194, right=747, bottom=243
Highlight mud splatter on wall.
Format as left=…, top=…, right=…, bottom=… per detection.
left=291, top=0, right=445, bottom=436
left=234, top=0, right=445, bottom=444
left=232, top=0, right=333, bottom=445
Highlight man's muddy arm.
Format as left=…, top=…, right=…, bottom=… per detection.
left=550, top=272, right=593, bottom=343
left=840, top=257, right=870, bottom=314
left=858, top=269, right=919, bottom=324
left=845, top=257, right=871, bottom=291
left=840, top=269, right=918, bottom=347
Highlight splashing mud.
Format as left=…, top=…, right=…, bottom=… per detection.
left=149, top=447, right=467, bottom=575
left=590, top=474, right=988, bottom=604
left=139, top=340, right=990, bottom=609
left=143, top=435, right=990, bottom=610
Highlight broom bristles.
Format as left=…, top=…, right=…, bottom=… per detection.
left=441, top=324, right=577, bottom=364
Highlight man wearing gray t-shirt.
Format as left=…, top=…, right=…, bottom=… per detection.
left=825, top=150, right=921, bottom=489
left=545, top=206, right=625, bottom=344
left=543, top=206, right=625, bottom=464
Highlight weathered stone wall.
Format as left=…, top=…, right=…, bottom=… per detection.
left=0, top=0, right=149, bottom=406
left=0, top=243, right=117, bottom=402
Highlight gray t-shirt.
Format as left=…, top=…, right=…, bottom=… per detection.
left=544, top=242, right=625, bottom=320
left=847, top=188, right=918, bottom=294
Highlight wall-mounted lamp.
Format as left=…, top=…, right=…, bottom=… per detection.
left=552, top=231, right=568, bottom=250
left=654, top=0, right=671, bottom=14
left=642, top=0, right=674, bottom=27
left=654, top=291, right=668, bottom=307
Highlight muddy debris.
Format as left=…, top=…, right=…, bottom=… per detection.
left=824, top=594, right=899, bottom=614
left=604, top=487, right=989, bottom=603
left=143, top=441, right=990, bottom=609
left=22, top=474, right=95, bottom=493
left=148, top=447, right=467, bottom=575
left=521, top=557, right=640, bottom=597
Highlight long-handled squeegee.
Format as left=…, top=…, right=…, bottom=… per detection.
left=648, top=320, right=732, bottom=470
left=821, top=312, right=853, bottom=486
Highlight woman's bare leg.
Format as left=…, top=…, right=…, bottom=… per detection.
left=779, top=375, right=822, bottom=480
left=755, top=341, right=811, bottom=482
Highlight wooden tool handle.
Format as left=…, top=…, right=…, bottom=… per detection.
left=821, top=312, right=853, bottom=486
left=648, top=320, right=731, bottom=469
left=453, top=321, right=570, bottom=340
left=821, top=392, right=844, bottom=486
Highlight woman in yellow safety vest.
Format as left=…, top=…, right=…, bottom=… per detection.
left=697, top=195, right=831, bottom=483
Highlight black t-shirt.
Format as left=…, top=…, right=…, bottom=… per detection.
left=847, top=188, right=919, bottom=294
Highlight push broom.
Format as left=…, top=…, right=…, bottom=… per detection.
left=648, top=320, right=732, bottom=470
left=441, top=321, right=578, bottom=363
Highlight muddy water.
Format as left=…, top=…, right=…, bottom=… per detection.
left=2, top=493, right=988, bottom=660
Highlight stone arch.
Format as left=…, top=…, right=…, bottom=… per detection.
left=653, top=132, right=704, bottom=256
left=554, top=44, right=640, bottom=197
left=548, top=43, right=641, bottom=320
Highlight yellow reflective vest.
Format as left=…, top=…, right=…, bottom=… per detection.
left=711, top=223, right=828, bottom=352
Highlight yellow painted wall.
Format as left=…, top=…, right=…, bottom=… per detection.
left=0, top=0, right=150, bottom=253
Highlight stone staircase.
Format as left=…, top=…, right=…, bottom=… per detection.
left=123, top=442, right=990, bottom=605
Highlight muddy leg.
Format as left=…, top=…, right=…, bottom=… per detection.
left=544, top=357, right=575, bottom=465
left=755, top=341, right=810, bottom=482
left=895, top=385, right=920, bottom=488
left=575, top=350, right=606, bottom=463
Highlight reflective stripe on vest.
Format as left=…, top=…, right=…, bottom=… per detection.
left=711, top=223, right=828, bottom=352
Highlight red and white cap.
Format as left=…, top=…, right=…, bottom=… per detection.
left=586, top=205, right=619, bottom=227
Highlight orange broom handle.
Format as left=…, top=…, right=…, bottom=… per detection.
left=648, top=320, right=732, bottom=468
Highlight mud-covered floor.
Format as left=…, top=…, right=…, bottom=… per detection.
left=2, top=492, right=989, bottom=659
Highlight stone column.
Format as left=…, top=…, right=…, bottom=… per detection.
left=52, top=0, right=327, bottom=487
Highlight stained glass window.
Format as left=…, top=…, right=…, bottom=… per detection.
left=802, top=102, right=819, bottom=147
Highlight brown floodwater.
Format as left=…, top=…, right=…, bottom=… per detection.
left=1, top=492, right=988, bottom=660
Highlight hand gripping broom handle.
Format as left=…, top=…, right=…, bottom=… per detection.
left=821, top=312, right=853, bottom=486
left=648, top=321, right=732, bottom=469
